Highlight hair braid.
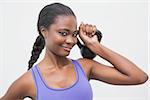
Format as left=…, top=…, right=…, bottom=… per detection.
left=28, top=35, right=45, bottom=70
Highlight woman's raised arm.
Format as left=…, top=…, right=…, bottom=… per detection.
left=87, top=43, right=148, bottom=85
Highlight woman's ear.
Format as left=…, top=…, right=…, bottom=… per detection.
left=40, top=26, right=48, bottom=39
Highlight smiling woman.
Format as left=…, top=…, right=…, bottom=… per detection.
left=39, top=15, right=78, bottom=57
left=0, top=2, right=149, bottom=100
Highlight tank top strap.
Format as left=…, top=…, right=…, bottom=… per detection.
left=31, top=64, right=45, bottom=91
left=70, top=59, right=89, bottom=81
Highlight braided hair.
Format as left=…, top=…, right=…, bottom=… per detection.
left=28, top=3, right=76, bottom=70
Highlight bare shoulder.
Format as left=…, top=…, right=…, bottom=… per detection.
left=77, top=58, right=94, bottom=67
left=76, top=58, right=94, bottom=80
left=1, top=69, right=35, bottom=100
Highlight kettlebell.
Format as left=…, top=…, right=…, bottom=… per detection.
left=77, top=30, right=102, bottom=59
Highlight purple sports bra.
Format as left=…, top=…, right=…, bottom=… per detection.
left=31, top=58, right=93, bottom=100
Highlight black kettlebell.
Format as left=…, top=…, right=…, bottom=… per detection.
left=77, top=30, right=102, bottom=59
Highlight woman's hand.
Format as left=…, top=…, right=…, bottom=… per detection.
left=79, top=22, right=99, bottom=47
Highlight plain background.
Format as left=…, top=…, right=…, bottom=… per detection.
left=0, top=0, right=149, bottom=100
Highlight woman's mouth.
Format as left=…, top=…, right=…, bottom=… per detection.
left=61, top=46, right=72, bottom=52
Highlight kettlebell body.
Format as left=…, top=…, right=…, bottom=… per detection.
left=77, top=30, right=102, bottom=59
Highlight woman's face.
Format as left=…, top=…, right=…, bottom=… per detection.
left=45, top=15, right=78, bottom=56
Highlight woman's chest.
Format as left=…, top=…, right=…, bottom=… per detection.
left=28, top=60, right=91, bottom=99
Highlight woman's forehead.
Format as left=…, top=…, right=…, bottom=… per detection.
left=52, top=15, right=77, bottom=29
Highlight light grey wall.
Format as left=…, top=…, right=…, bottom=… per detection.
left=0, top=0, right=149, bottom=100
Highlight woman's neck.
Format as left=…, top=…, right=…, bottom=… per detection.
left=39, top=48, right=70, bottom=69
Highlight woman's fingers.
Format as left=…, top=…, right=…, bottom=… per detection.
left=92, top=25, right=97, bottom=36
left=79, top=22, right=97, bottom=37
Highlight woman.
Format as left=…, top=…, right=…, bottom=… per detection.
left=0, top=3, right=148, bottom=100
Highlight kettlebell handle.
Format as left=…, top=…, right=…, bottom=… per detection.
left=77, top=30, right=102, bottom=59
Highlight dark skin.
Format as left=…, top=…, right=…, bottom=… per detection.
left=0, top=15, right=148, bottom=100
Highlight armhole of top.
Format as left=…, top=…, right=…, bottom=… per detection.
left=75, top=59, right=90, bottom=81
left=31, top=67, right=39, bottom=100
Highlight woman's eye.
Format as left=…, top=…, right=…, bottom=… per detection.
left=59, top=32, right=68, bottom=36
left=72, top=31, right=78, bottom=37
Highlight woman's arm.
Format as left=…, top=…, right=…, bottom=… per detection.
left=78, top=23, right=148, bottom=85
left=0, top=71, right=33, bottom=100
left=87, top=43, right=148, bottom=85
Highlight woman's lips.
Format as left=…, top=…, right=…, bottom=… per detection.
left=62, top=46, right=72, bottom=52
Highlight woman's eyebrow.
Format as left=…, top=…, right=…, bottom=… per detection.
left=60, top=28, right=70, bottom=32
left=59, top=28, right=77, bottom=33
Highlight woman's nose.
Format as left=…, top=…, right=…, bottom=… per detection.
left=65, top=36, right=77, bottom=44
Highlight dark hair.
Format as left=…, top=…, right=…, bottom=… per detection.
left=28, top=3, right=76, bottom=70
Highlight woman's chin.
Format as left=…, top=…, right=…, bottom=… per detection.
left=54, top=47, right=71, bottom=57
left=57, top=50, right=70, bottom=57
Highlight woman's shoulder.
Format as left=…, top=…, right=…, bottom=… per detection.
left=76, top=58, right=94, bottom=68
left=1, top=69, right=36, bottom=99
left=15, top=69, right=35, bottom=89
left=16, top=69, right=36, bottom=98
left=77, top=58, right=93, bottom=63
left=75, top=58, right=94, bottom=80
left=19, top=69, right=35, bottom=89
